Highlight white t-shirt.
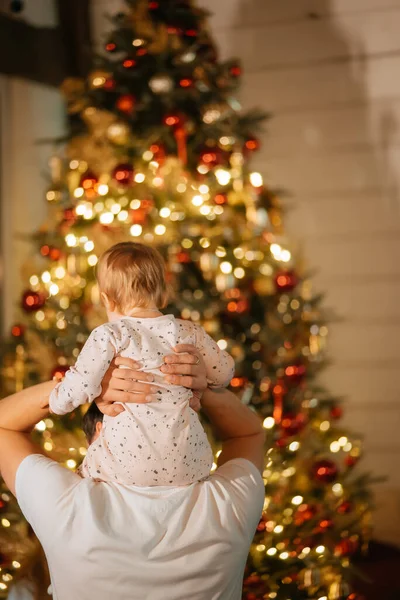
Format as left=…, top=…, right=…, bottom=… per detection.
left=16, top=455, right=264, bottom=600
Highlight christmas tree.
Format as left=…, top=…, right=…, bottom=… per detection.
left=0, top=1, right=373, bottom=598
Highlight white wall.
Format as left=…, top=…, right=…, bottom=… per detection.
left=91, top=0, right=400, bottom=545
left=197, top=0, right=400, bottom=544
left=0, top=0, right=64, bottom=332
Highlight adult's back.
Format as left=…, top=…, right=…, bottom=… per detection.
left=16, top=454, right=264, bottom=600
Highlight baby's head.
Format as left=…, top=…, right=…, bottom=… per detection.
left=97, top=242, right=169, bottom=315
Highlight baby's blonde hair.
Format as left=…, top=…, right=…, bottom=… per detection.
left=97, top=242, right=169, bottom=312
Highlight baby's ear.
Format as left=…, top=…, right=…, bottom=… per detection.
left=101, top=292, right=115, bottom=311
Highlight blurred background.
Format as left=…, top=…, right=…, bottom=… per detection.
left=0, top=0, right=399, bottom=598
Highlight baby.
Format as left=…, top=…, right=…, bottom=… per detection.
left=49, top=242, right=235, bottom=486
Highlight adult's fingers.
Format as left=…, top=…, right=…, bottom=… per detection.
left=164, top=352, right=201, bottom=365
left=112, top=368, right=154, bottom=383
left=172, top=344, right=199, bottom=355
left=109, top=377, right=158, bottom=394
left=161, top=363, right=198, bottom=376
left=114, top=356, right=141, bottom=369
left=164, top=374, right=195, bottom=388
left=100, top=389, right=157, bottom=404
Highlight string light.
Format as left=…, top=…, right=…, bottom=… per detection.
left=320, top=421, right=330, bottom=431
left=217, top=339, right=228, bottom=350
left=220, top=262, right=232, bottom=274
left=215, top=169, right=231, bottom=186
left=250, top=172, right=263, bottom=187
left=267, top=547, right=277, bottom=556
left=88, top=255, right=98, bottom=266
left=291, top=495, right=303, bottom=505
left=130, top=224, right=142, bottom=237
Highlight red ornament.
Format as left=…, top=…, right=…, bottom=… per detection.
left=337, top=500, right=353, bottom=514
left=123, top=58, right=136, bottom=69
left=50, top=364, right=70, bottom=380
left=164, top=113, right=184, bottom=128
left=150, top=142, right=166, bottom=165
left=103, top=78, right=116, bottom=91
left=148, top=1, right=159, bottom=8
left=11, top=324, right=26, bottom=338
left=334, top=538, right=358, bottom=557
left=345, top=455, right=358, bottom=468
left=231, top=377, right=246, bottom=389
left=131, top=208, right=147, bottom=225
left=285, top=363, right=307, bottom=383
left=62, top=207, right=76, bottom=224
left=177, top=251, right=191, bottom=264
left=275, top=270, right=298, bottom=293
left=179, top=78, right=194, bottom=88
left=199, top=146, right=224, bottom=168
left=318, top=518, right=334, bottom=530
left=312, top=459, right=338, bottom=484
left=230, top=63, right=242, bottom=77
left=244, top=137, right=260, bottom=153
left=79, top=170, right=98, bottom=190
left=21, top=290, right=46, bottom=313
left=294, top=503, right=318, bottom=525
left=112, top=163, right=134, bottom=186
left=214, top=193, right=228, bottom=205
left=184, top=29, right=199, bottom=37
left=116, top=94, right=136, bottom=115
left=49, top=247, right=62, bottom=261
left=330, top=405, right=343, bottom=420
left=280, top=411, right=306, bottom=436
left=105, top=42, right=117, bottom=52
left=256, top=519, right=266, bottom=532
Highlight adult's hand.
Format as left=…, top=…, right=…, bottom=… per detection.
left=161, top=344, right=207, bottom=391
left=95, top=357, right=158, bottom=417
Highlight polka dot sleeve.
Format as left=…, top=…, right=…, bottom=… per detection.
left=194, top=325, right=235, bottom=388
left=49, top=325, right=117, bottom=415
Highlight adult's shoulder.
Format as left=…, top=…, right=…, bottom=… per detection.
left=205, top=458, right=265, bottom=539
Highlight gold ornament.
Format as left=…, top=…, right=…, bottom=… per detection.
left=328, top=579, right=351, bottom=600
left=88, top=69, right=112, bottom=89
left=149, top=73, right=174, bottom=94
left=253, top=276, right=274, bottom=296
left=60, top=77, right=87, bottom=114
left=106, top=122, right=131, bottom=145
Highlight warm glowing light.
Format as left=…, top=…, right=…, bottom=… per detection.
left=220, top=261, right=232, bottom=274
left=279, top=552, right=289, bottom=560
left=41, top=271, right=51, bottom=283
left=332, top=483, right=343, bottom=496
left=66, top=459, right=77, bottom=469
left=30, top=275, right=39, bottom=286
left=263, top=417, right=275, bottom=429
left=160, top=207, right=171, bottom=218
left=250, top=172, right=263, bottom=187
left=99, top=212, right=114, bottom=224
left=256, top=544, right=266, bottom=552
left=134, top=173, right=145, bottom=183
left=130, top=224, right=142, bottom=237
left=55, top=267, right=65, bottom=279
left=267, top=548, right=277, bottom=556
left=330, top=441, right=341, bottom=453
left=98, top=184, right=109, bottom=196
left=74, top=187, right=84, bottom=198
left=1, top=519, right=10, bottom=528
left=111, top=204, right=121, bottom=215
left=88, top=254, right=98, bottom=266
left=155, top=225, right=166, bottom=235
left=130, top=199, right=141, bottom=209
left=316, top=545, right=325, bottom=554
left=211, top=462, right=217, bottom=472
left=234, top=267, right=245, bottom=279
left=259, top=263, right=273, bottom=275
left=182, top=239, right=193, bottom=249
left=192, top=195, right=203, bottom=207
left=84, top=241, right=95, bottom=252
left=320, top=420, right=330, bottom=431
left=49, top=283, right=59, bottom=296
left=274, top=525, right=283, bottom=534
left=215, top=169, right=231, bottom=186
left=66, top=234, right=77, bottom=247
left=199, top=184, right=209, bottom=194
left=117, top=210, right=129, bottom=221
left=177, top=183, right=187, bottom=193
left=35, top=421, right=46, bottom=431
left=339, top=436, right=348, bottom=446
left=281, top=250, right=291, bottom=262
left=217, top=339, right=228, bottom=350
left=291, top=495, right=303, bottom=506
left=12, top=561, right=21, bottom=569
left=44, top=442, right=53, bottom=451
left=289, top=441, right=300, bottom=452
left=200, top=205, right=211, bottom=215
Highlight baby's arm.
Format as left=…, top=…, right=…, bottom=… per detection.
left=49, top=325, right=117, bottom=415
left=194, top=326, right=235, bottom=388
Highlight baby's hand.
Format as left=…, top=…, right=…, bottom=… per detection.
left=189, top=390, right=203, bottom=413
